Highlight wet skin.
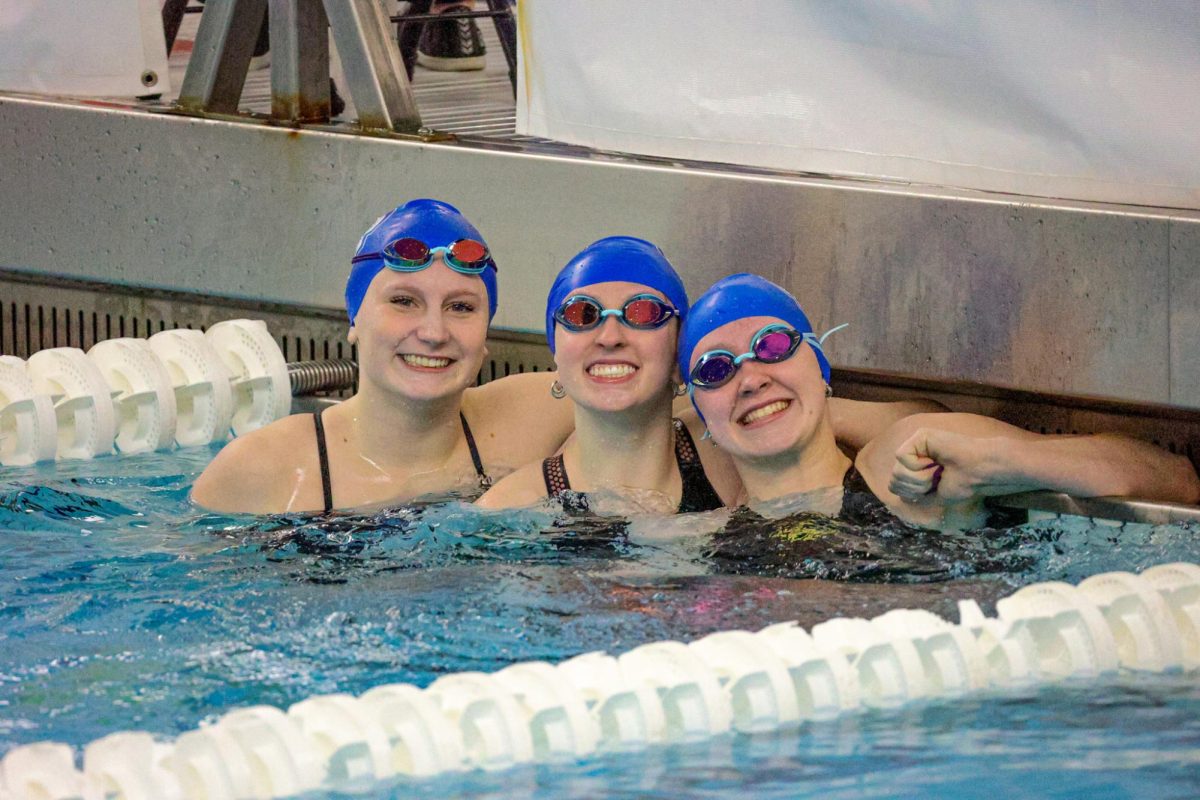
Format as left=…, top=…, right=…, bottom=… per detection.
left=689, top=315, right=844, bottom=477
left=553, top=280, right=680, bottom=416
left=349, top=257, right=490, bottom=406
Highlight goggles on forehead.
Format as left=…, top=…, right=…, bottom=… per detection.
left=351, top=236, right=495, bottom=275
left=553, top=293, right=679, bottom=332
left=689, top=323, right=846, bottom=390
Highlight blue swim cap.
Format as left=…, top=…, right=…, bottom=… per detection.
left=345, top=199, right=498, bottom=323
left=679, top=273, right=831, bottom=385
left=544, top=236, right=689, bottom=353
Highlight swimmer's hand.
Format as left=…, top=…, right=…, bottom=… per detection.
left=891, top=428, right=1020, bottom=504
left=874, top=411, right=1200, bottom=510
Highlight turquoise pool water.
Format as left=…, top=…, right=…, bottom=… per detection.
left=1, top=448, right=1198, bottom=798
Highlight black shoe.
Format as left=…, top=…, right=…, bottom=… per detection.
left=397, top=0, right=432, bottom=81
left=417, top=4, right=486, bottom=72
left=249, top=6, right=270, bottom=70
left=330, top=78, right=346, bottom=118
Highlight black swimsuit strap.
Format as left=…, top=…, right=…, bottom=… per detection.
left=313, top=411, right=487, bottom=512
left=312, top=410, right=334, bottom=513
left=842, top=464, right=870, bottom=493
left=459, top=411, right=491, bottom=487
left=672, top=418, right=724, bottom=513
left=672, top=417, right=703, bottom=466
left=542, top=453, right=571, bottom=497
left=543, top=422, right=722, bottom=513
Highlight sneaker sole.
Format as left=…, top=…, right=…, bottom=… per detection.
left=417, top=51, right=486, bottom=71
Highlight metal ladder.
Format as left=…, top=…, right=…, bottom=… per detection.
left=170, top=0, right=515, bottom=132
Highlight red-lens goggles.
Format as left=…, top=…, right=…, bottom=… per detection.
left=352, top=237, right=494, bottom=275
left=554, top=294, right=678, bottom=332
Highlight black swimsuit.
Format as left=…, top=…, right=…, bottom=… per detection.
left=539, top=418, right=723, bottom=514
left=312, top=409, right=490, bottom=513
left=707, top=464, right=1027, bottom=580
left=839, top=465, right=1024, bottom=530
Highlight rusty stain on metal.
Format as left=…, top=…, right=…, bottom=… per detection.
left=297, top=97, right=330, bottom=124
left=271, top=95, right=330, bottom=125
left=160, top=102, right=451, bottom=144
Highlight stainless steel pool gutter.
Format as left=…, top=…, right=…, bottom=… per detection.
left=994, top=492, right=1200, bottom=526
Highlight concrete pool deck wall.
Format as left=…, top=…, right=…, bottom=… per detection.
left=2, top=92, right=1198, bottom=410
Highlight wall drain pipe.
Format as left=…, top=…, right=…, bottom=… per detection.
left=286, top=359, right=357, bottom=396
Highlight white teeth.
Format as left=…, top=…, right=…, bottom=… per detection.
left=740, top=400, right=789, bottom=425
left=588, top=363, right=636, bottom=378
left=401, top=354, right=452, bottom=368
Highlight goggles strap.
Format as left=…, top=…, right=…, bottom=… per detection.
left=804, top=323, right=848, bottom=360
left=816, top=322, right=849, bottom=346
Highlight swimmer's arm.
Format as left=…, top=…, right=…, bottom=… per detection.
left=191, top=430, right=297, bottom=514
left=867, top=413, right=1200, bottom=506
left=475, top=460, right=550, bottom=510
left=469, top=370, right=576, bottom=456
left=829, top=397, right=949, bottom=452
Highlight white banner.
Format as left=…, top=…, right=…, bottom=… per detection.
left=0, top=0, right=171, bottom=97
left=517, top=0, right=1200, bottom=209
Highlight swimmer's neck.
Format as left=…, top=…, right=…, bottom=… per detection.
left=336, top=384, right=466, bottom=466
left=734, top=425, right=851, bottom=504
left=564, top=394, right=678, bottom=492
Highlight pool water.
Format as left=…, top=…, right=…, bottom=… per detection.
left=1, top=449, right=1198, bottom=798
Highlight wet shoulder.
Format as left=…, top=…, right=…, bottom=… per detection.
left=191, top=412, right=321, bottom=513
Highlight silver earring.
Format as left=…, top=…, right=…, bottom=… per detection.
left=673, top=382, right=687, bottom=397
left=550, top=380, right=566, bottom=399
left=825, top=383, right=834, bottom=398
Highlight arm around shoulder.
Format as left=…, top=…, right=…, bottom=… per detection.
left=829, top=397, right=949, bottom=452
left=864, top=412, right=1200, bottom=506
left=467, top=370, right=575, bottom=458
left=476, top=460, right=552, bottom=510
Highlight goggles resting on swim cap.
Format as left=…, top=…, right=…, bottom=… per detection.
left=352, top=236, right=496, bottom=275
left=346, top=199, right=498, bottom=323
left=554, top=293, right=679, bottom=332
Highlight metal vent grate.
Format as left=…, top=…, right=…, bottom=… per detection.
left=0, top=270, right=552, bottom=391
left=2, top=269, right=1196, bottom=473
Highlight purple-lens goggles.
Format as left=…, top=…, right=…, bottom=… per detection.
left=689, top=324, right=811, bottom=389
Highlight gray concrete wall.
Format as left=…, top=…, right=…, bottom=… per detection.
left=2, top=94, right=1197, bottom=408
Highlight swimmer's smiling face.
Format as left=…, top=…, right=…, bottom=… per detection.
left=689, top=316, right=828, bottom=462
left=349, top=257, right=489, bottom=403
left=553, top=280, right=678, bottom=414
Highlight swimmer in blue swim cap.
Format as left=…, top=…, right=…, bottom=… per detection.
left=478, top=237, right=740, bottom=513
left=681, top=274, right=1200, bottom=530
left=346, top=198, right=499, bottom=324
left=193, top=199, right=576, bottom=514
